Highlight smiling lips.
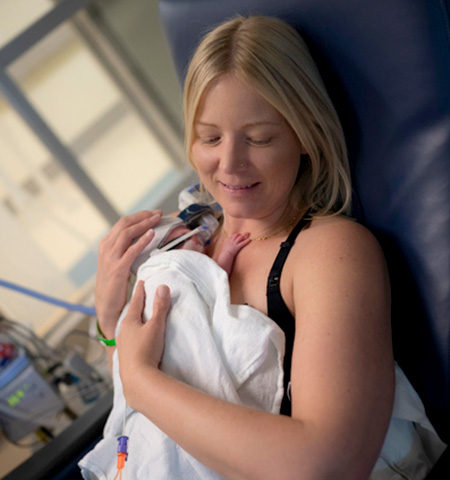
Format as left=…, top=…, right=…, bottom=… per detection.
left=220, top=182, right=259, bottom=190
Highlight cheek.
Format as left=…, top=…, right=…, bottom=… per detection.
left=191, top=144, right=213, bottom=172
left=266, top=156, right=301, bottom=197
left=267, top=151, right=300, bottom=181
left=190, top=145, right=217, bottom=192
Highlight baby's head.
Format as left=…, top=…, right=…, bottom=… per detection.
left=131, top=217, right=207, bottom=274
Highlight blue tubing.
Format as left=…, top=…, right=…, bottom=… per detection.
left=0, top=278, right=96, bottom=316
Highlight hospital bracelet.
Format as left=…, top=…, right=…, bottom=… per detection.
left=96, top=320, right=116, bottom=347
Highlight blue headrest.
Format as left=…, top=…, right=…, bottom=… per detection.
left=159, top=0, right=450, bottom=443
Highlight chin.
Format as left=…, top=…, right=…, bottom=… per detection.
left=223, top=204, right=263, bottom=219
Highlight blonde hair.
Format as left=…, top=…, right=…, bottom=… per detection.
left=184, top=15, right=352, bottom=217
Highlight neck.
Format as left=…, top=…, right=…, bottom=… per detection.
left=221, top=207, right=302, bottom=242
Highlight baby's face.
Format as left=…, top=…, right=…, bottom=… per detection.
left=164, top=225, right=191, bottom=243
left=163, top=225, right=206, bottom=252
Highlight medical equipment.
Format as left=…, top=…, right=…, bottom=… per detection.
left=0, top=316, right=110, bottom=446
left=113, top=435, right=129, bottom=480
left=178, top=183, right=222, bottom=213
left=160, top=204, right=220, bottom=252
left=176, top=183, right=222, bottom=248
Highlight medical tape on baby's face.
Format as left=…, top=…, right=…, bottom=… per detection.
left=153, top=217, right=185, bottom=249
left=157, top=226, right=205, bottom=253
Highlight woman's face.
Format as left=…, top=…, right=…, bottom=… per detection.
left=191, top=74, right=304, bottom=222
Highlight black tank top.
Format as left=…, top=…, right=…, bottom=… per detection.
left=266, top=215, right=310, bottom=416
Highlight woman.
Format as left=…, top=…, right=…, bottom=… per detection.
left=96, top=15, right=394, bottom=479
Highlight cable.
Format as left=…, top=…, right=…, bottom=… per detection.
left=60, top=329, right=105, bottom=366
left=0, top=317, right=62, bottom=370
left=0, top=279, right=96, bottom=316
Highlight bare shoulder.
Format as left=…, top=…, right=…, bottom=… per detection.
left=293, top=215, right=387, bottom=271
left=288, top=214, right=391, bottom=315
left=304, top=214, right=382, bottom=248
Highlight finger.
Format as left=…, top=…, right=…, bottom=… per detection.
left=239, top=232, right=250, bottom=240
left=124, top=280, right=146, bottom=325
left=121, top=228, right=156, bottom=268
left=231, top=232, right=249, bottom=241
left=238, top=235, right=251, bottom=248
left=230, top=232, right=250, bottom=248
left=116, top=210, right=162, bottom=232
left=107, top=210, right=162, bottom=250
left=152, top=285, right=171, bottom=320
left=114, top=212, right=162, bottom=256
left=99, top=215, right=154, bottom=261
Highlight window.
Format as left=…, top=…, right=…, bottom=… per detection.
left=0, top=0, right=192, bottom=334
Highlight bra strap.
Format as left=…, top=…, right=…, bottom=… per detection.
left=266, top=214, right=310, bottom=416
left=267, top=215, right=310, bottom=297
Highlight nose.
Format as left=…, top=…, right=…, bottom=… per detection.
left=220, top=137, right=246, bottom=174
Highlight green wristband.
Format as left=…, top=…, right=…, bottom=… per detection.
left=96, top=320, right=116, bottom=347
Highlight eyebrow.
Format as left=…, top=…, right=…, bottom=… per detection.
left=195, top=120, right=281, bottom=128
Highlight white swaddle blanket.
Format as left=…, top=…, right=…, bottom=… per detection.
left=79, top=250, right=446, bottom=480
left=79, top=250, right=285, bottom=479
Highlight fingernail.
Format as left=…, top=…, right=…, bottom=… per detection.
left=157, top=285, right=170, bottom=298
left=145, top=228, right=154, bottom=238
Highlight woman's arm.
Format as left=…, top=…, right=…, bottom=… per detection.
left=117, top=218, right=394, bottom=480
left=288, top=218, right=394, bottom=477
left=95, top=210, right=162, bottom=369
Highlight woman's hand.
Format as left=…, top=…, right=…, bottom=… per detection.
left=116, top=281, right=171, bottom=407
left=95, top=210, right=162, bottom=339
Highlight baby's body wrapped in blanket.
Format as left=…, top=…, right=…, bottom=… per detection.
left=79, top=250, right=446, bottom=480
left=79, top=251, right=285, bottom=479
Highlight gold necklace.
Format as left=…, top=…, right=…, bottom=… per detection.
left=251, top=232, right=281, bottom=241
left=251, top=215, right=300, bottom=241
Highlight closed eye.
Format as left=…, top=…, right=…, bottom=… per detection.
left=201, top=136, right=221, bottom=145
left=247, top=137, right=273, bottom=146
